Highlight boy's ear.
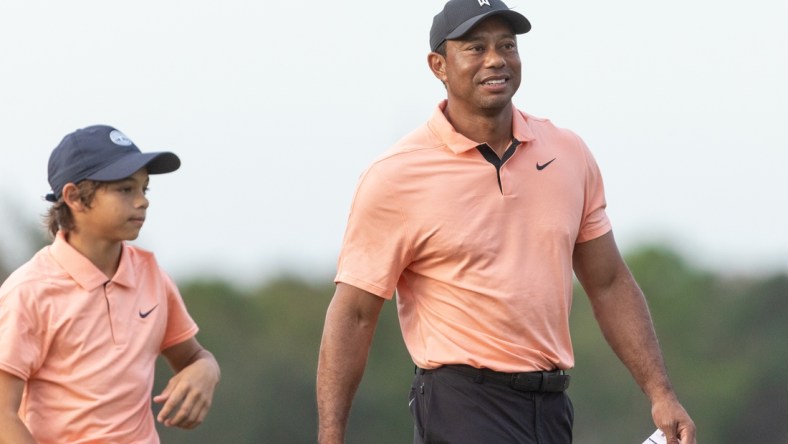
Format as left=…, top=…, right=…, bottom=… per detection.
left=62, top=183, right=87, bottom=212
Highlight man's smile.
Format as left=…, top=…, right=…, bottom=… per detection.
left=480, top=76, right=509, bottom=86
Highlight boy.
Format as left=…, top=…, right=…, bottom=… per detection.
left=0, top=125, right=220, bottom=443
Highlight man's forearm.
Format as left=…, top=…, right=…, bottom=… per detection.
left=317, top=288, right=383, bottom=443
left=316, top=341, right=368, bottom=443
left=575, top=232, right=696, bottom=442
left=588, top=274, right=675, bottom=401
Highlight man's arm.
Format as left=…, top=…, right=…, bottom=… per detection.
left=0, top=371, right=36, bottom=444
left=317, top=282, right=385, bottom=444
left=155, top=337, right=221, bottom=429
left=573, top=231, right=696, bottom=444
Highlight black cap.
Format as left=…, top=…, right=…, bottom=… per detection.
left=46, top=125, right=180, bottom=202
left=430, top=0, right=531, bottom=52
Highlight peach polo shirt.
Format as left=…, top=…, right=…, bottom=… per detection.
left=336, top=101, right=611, bottom=373
left=0, top=231, right=198, bottom=444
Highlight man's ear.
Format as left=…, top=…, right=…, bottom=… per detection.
left=428, top=52, right=448, bottom=84
left=62, top=183, right=87, bottom=213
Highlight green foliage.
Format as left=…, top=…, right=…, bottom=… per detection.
left=147, top=246, right=788, bottom=443
left=153, top=276, right=413, bottom=443
left=0, top=201, right=49, bottom=282
left=570, top=246, right=788, bottom=443
left=0, top=253, right=8, bottom=283
left=2, top=238, right=785, bottom=443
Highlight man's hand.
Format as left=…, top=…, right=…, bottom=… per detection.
left=652, top=395, right=696, bottom=444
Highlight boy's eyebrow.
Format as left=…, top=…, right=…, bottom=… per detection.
left=111, top=176, right=148, bottom=186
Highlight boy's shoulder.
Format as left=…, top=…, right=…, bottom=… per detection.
left=123, top=242, right=156, bottom=265
left=0, top=245, right=70, bottom=302
left=122, top=243, right=169, bottom=278
left=0, top=242, right=167, bottom=302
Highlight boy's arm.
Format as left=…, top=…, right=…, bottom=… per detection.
left=154, top=338, right=220, bottom=429
left=0, top=371, right=36, bottom=444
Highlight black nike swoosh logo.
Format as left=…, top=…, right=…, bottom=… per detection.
left=536, top=158, right=556, bottom=170
left=139, top=304, right=159, bottom=318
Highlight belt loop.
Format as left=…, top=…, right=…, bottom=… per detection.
left=474, top=369, right=485, bottom=384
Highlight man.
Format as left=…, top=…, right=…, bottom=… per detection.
left=317, top=1, right=696, bottom=443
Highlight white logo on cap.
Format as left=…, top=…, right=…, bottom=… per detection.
left=109, top=130, right=133, bottom=146
left=478, top=0, right=491, bottom=6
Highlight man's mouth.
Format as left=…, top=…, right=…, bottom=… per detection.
left=481, top=78, right=507, bottom=86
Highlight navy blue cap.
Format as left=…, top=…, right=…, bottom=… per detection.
left=46, top=125, right=180, bottom=202
left=430, top=0, right=531, bottom=52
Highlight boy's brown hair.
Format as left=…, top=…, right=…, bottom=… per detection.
left=45, top=180, right=106, bottom=238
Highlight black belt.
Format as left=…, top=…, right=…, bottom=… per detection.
left=418, top=364, right=570, bottom=393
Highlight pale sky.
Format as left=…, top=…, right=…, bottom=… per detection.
left=1, top=0, right=786, bottom=283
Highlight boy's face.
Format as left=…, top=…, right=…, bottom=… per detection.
left=78, top=168, right=150, bottom=242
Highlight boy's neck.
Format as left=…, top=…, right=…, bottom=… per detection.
left=64, top=231, right=123, bottom=279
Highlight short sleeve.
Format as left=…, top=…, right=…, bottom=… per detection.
left=575, top=136, right=612, bottom=243
left=0, top=285, right=47, bottom=380
left=335, top=165, right=412, bottom=299
left=159, top=272, right=199, bottom=351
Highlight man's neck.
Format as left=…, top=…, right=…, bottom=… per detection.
left=444, top=102, right=514, bottom=157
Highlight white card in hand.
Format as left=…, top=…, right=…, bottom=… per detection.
left=642, top=429, right=667, bottom=444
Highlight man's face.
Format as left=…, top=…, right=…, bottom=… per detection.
left=436, top=16, right=521, bottom=115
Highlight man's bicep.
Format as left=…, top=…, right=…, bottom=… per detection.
left=573, top=230, right=627, bottom=293
left=330, top=283, right=386, bottom=323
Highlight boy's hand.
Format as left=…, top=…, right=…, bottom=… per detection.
left=156, top=339, right=220, bottom=429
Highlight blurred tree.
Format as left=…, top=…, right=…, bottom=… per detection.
left=1, top=216, right=785, bottom=443
left=154, top=276, right=412, bottom=444
left=151, top=247, right=785, bottom=443
left=0, top=251, right=8, bottom=282
left=570, top=246, right=788, bottom=443
left=0, top=199, right=49, bottom=281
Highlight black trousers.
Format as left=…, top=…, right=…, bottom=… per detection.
left=409, top=366, right=574, bottom=444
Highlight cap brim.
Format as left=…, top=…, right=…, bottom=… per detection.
left=86, top=151, right=181, bottom=181
left=445, top=10, right=531, bottom=41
